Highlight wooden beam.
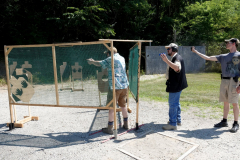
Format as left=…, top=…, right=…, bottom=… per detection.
left=52, top=46, right=60, bottom=105
left=5, top=47, right=13, bottom=56
left=99, top=39, right=152, bottom=42
left=129, top=43, right=138, bottom=51
left=72, top=89, right=84, bottom=91
left=136, top=42, right=142, bottom=124
left=5, top=40, right=111, bottom=48
left=110, top=41, right=118, bottom=137
left=24, top=116, right=39, bottom=121
left=55, top=40, right=110, bottom=47
left=17, top=116, right=31, bottom=123
left=4, top=46, right=14, bottom=123
left=7, top=123, right=23, bottom=128
left=105, top=99, right=113, bottom=108
left=10, top=95, right=16, bottom=103
left=103, top=43, right=111, bottom=51
left=10, top=102, right=113, bottom=109
left=5, top=44, right=53, bottom=48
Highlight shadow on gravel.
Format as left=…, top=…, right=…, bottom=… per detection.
left=88, top=109, right=122, bottom=135
left=0, top=109, right=124, bottom=149
left=128, top=122, right=227, bottom=140
left=175, top=127, right=228, bottom=140
left=0, top=123, right=7, bottom=129
left=0, top=131, right=100, bottom=150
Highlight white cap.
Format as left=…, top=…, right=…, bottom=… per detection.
left=224, top=38, right=239, bottom=44
left=165, top=43, right=178, bottom=49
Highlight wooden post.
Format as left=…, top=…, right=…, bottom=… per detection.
left=72, top=78, right=75, bottom=90
left=4, top=46, right=14, bottom=129
left=136, top=42, right=142, bottom=130
left=52, top=46, right=59, bottom=105
left=28, top=102, right=31, bottom=117
left=96, top=70, right=102, bottom=106
left=111, top=41, right=117, bottom=138
left=13, top=105, right=17, bottom=122
left=127, top=70, right=129, bottom=109
left=81, top=69, right=83, bottom=90
left=61, top=75, right=63, bottom=89
left=126, top=70, right=131, bottom=113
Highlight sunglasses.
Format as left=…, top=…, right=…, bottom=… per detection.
left=225, top=42, right=233, bottom=45
left=167, top=48, right=171, bottom=50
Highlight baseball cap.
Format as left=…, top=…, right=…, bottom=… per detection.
left=165, top=43, right=178, bottom=49
left=225, top=38, right=240, bottom=44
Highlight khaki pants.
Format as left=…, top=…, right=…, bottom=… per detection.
left=219, top=78, right=239, bottom=103
left=106, top=88, right=128, bottom=107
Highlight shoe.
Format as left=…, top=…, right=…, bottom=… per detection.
left=123, top=121, right=129, bottom=129
left=230, top=123, right=239, bottom=133
left=214, top=120, right=228, bottom=127
left=102, top=124, right=113, bottom=135
left=162, top=124, right=177, bottom=130
left=168, top=121, right=181, bottom=126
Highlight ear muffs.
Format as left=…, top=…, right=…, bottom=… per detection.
left=172, top=47, right=178, bottom=52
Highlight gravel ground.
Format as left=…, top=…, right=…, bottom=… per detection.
left=1, top=78, right=240, bottom=160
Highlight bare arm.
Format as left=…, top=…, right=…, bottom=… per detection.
left=160, top=54, right=179, bottom=72
left=191, top=46, right=217, bottom=61
left=87, top=58, right=102, bottom=67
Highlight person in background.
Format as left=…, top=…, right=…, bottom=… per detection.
left=192, top=38, right=240, bottom=133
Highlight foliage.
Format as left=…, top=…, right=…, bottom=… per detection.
left=1, top=0, right=240, bottom=74
left=176, top=0, right=240, bottom=46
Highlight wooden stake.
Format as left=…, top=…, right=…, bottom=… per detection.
left=110, top=41, right=117, bottom=136
left=13, top=105, right=17, bottom=122
left=4, top=45, right=14, bottom=123
left=136, top=42, right=142, bottom=125
left=52, top=46, right=59, bottom=105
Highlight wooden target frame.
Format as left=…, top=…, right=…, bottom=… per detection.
left=4, top=39, right=152, bottom=139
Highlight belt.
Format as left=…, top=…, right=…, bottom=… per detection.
left=222, top=77, right=231, bottom=79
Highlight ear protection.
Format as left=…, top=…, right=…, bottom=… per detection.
left=171, top=47, right=178, bottom=52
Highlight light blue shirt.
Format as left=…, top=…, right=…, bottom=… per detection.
left=100, top=53, right=129, bottom=90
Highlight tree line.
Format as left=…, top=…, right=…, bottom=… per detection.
left=1, top=0, right=240, bottom=71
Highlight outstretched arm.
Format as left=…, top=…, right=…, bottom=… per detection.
left=87, top=58, right=102, bottom=67
left=191, top=46, right=217, bottom=61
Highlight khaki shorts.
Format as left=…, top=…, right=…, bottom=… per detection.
left=107, top=88, right=128, bottom=108
left=219, top=78, right=239, bottom=103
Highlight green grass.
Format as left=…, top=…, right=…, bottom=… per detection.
left=0, top=76, right=6, bottom=86
left=139, top=73, right=231, bottom=118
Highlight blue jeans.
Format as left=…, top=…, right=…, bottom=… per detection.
left=168, top=91, right=182, bottom=126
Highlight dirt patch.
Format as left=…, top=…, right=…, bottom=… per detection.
left=118, top=130, right=197, bottom=160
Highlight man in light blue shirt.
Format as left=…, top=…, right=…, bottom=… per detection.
left=87, top=47, right=129, bottom=134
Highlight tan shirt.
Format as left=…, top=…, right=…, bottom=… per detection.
left=166, top=53, right=182, bottom=80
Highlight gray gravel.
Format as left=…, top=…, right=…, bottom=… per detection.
left=1, top=83, right=240, bottom=160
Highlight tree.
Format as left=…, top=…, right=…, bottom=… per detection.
left=175, top=0, right=240, bottom=45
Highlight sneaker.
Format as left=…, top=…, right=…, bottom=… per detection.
left=167, top=121, right=181, bottom=126
left=214, top=120, right=228, bottom=127
left=162, top=124, right=177, bottom=130
left=230, top=123, right=239, bottom=133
